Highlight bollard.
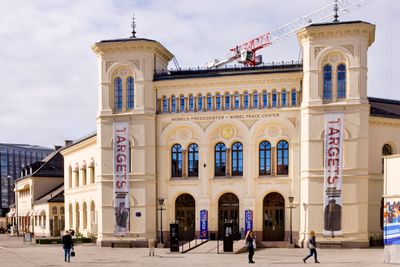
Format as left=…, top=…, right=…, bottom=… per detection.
left=148, top=238, right=155, bottom=256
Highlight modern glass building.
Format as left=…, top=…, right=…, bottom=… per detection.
left=0, top=143, right=53, bottom=216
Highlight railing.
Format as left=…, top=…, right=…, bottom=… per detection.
left=154, top=60, right=302, bottom=79
left=179, top=235, right=208, bottom=253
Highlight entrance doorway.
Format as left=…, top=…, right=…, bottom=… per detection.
left=175, top=194, right=195, bottom=241
left=218, top=193, right=239, bottom=240
left=263, top=192, right=285, bottom=241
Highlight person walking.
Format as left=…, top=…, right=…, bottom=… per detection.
left=62, top=230, right=74, bottom=263
left=245, top=230, right=255, bottom=264
left=303, top=230, right=320, bottom=263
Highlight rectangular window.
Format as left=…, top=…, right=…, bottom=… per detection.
left=198, top=96, right=203, bottom=111
left=207, top=95, right=212, bottom=110
left=244, top=94, right=249, bottom=109
left=282, top=92, right=286, bottom=107
left=263, top=92, right=268, bottom=108
left=163, top=98, right=168, bottom=112
left=225, top=95, right=230, bottom=109
left=291, top=91, right=296, bottom=106
left=234, top=94, right=240, bottom=109
left=189, top=96, right=194, bottom=111
left=272, top=92, right=277, bottom=107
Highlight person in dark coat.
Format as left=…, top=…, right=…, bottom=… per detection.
left=62, top=230, right=74, bottom=263
left=115, top=202, right=129, bottom=232
left=245, top=230, right=255, bottom=264
left=303, top=231, right=320, bottom=263
left=324, top=199, right=341, bottom=232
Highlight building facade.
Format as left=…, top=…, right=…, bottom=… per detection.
left=0, top=143, right=52, bottom=216
left=63, top=20, right=400, bottom=248
left=8, top=150, right=64, bottom=236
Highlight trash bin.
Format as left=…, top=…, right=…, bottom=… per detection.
left=210, top=232, right=216, bottom=240
left=148, top=238, right=155, bottom=256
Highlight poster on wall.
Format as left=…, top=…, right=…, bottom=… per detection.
left=200, top=209, right=208, bottom=239
left=245, top=209, right=253, bottom=235
left=113, top=122, right=130, bottom=236
left=384, top=198, right=400, bottom=245
left=323, top=113, right=343, bottom=236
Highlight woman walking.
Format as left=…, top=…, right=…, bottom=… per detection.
left=62, top=230, right=74, bottom=263
left=303, top=230, right=320, bottom=263
left=245, top=230, right=255, bottom=264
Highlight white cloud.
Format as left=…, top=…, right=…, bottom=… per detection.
left=0, top=0, right=398, bottom=147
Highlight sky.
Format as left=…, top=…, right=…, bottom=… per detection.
left=0, top=0, right=398, bottom=148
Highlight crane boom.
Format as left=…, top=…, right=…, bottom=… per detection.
left=206, top=0, right=375, bottom=69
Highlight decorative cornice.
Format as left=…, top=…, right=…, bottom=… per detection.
left=154, top=75, right=302, bottom=91
left=369, top=116, right=400, bottom=128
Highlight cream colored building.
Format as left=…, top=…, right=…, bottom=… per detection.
left=62, top=20, right=400, bottom=248
left=9, top=150, right=65, bottom=237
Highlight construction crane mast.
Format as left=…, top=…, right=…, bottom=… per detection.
left=206, top=0, right=375, bottom=69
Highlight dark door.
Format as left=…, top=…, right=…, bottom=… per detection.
left=175, top=194, right=195, bottom=241
left=218, top=193, right=239, bottom=240
left=263, top=192, right=285, bottom=241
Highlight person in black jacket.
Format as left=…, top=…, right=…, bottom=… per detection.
left=62, top=230, right=74, bottom=263
left=245, top=230, right=255, bottom=264
left=303, top=231, right=320, bottom=263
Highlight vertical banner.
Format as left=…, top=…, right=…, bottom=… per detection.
left=384, top=198, right=400, bottom=245
left=113, top=122, right=130, bottom=236
left=200, top=209, right=208, bottom=239
left=245, top=209, right=253, bottom=235
left=323, top=113, right=343, bottom=236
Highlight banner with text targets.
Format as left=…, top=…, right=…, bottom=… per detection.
left=113, top=122, right=130, bottom=236
left=323, top=113, right=343, bottom=236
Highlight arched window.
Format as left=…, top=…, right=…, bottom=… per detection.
left=225, top=93, right=230, bottom=109
left=162, top=96, right=168, bottom=112
left=188, top=143, right=199, bottom=177
left=171, top=96, right=177, bottom=112
left=171, top=144, right=182, bottom=177
left=198, top=94, right=203, bottom=111
left=277, top=140, right=289, bottom=175
left=291, top=89, right=297, bottom=106
left=215, top=143, right=226, bottom=176
left=231, top=142, right=243, bottom=176
left=272, top=90, right=277, bottom=107
left=259, top=141, right=271, bottom=175
left=207, top=94, right=212, bottom=110
left=189, top=95, right=194, bottom=111
left=127, top=76, right=134, bottom=109
left=337, top=64, right=346, bottom=98
left=216, top=93, right=221, bottom=110
left=263, top=91, right=268, bottom=108
left=234, top=93, right=240, bottom=109
left=323, top=64, right=332, bottom=100
left=253, top=91, right=258, bottom=108
left=281, top=90, right=287, bottom=107
left=114, top=77, right=122, bottom=111
left=244, top=92, right=249, bottom=109
left=382, top=144, right=393, bottom=173
left=180, top=96, right=185, bottom=112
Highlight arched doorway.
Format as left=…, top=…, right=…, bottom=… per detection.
left=175, top=194, right=195, bottom=241
left=263, top=192, right=285, bottom=241
left=218, top=193, right=239, bottom=240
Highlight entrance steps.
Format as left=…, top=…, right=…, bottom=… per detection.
left=186, top=239, right=247, bottom=254
left=258, top=241, right=290, bottom=248
left=179, top=239, right=208, bottom=253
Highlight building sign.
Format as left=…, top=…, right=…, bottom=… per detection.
left=200, top=209, right=208, bottom=239
left=113, top=122, right=130, bottom=236
left=169, top=112, right=279, bottom=122
left=384, top=198, right=400, bottom=245
left=245, top=209, right=253, bottom=234
left=323, top=113, right=343, bottom=236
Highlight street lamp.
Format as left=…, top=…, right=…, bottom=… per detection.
left=157, top=198, right=165, bottom=246
left=288, top=196, right=295, bottom=245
